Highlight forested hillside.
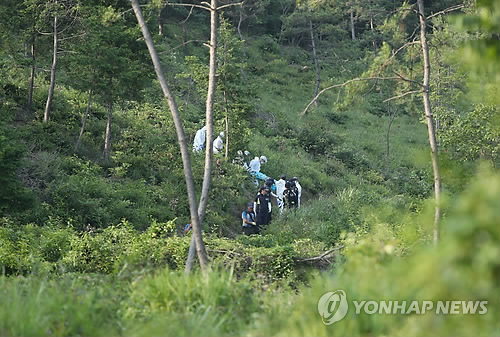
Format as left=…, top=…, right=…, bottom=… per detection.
left=0, top=0, right=499, bottom=336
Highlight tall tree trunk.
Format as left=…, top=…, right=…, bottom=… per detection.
left=131, top=0, right=209, bottom=270
left=350, top=5, right=356, bottom=40
left=385, top=106, right=397, bottom=172
left=370, top=14, right=377, bottom=51
left=185, top=0, right=218, bottom=273
left=309, top=19, right=320, bottom=106
left=27, top=36, right=36, bottom=112
left=103, top=100, right=112, bottom=162
left=182, top=23, right=189, bottom=56
left=418, top=0, right=441, bottom=245
left=224, top=90, right=229, bottom=159
left=44, top=14, right=58, bottom=123
left=75, top=89, right=92, bottom=152
left=158, top=5, right=167, bottom=36
left=237, top=8, right=248, bottom=82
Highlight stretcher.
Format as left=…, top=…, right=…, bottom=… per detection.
left=249, top=171, right=276, bottom=192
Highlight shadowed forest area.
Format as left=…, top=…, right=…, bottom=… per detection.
left=0, top=0, right=499, bottom=336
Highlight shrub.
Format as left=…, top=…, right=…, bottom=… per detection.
left=0, top=275, right=123, bottom=336
left=123, top=268, right=259, bottom=336
left=251, top=165, right=500, bottom=337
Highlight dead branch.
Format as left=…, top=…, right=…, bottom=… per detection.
left=426, top=4, right=465, bottom=20
left=178, top=5, right=194, bottom=24
left=158, top=40, right=206, bottom=53
left=57, top=49, right=78, bottom=54
left=207, top=249, right=242, bottom=256
left=383, top=40, right=420, bottom=68
left=392, top=70, right=423, bottom=87
left=59, top=32, right=87, bottom=41
left=295, top=245, right=345, bottom=262
left=167, top=2, right=211, bottom=11
left=383, top=90, right=421, bottom=102
left=167, top=1, right=242, bottom=13
left=218, top=2, right=244, bottom=11
left=301, top=77, right=399, bottom=116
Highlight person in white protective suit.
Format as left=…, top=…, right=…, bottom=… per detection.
left=249, top=156, right=261, bottom=173
left=249, top=155, right=267, bottom=172
left=243, top=151, right=251, bottom=171
left=275, top=174, right=286, bottom=213
left=213, top=131, right=224, bottom=154
left=192, top=126, right=207, bottom=152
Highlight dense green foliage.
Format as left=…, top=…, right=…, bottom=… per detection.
left=0, top=0, right=499, bottom=335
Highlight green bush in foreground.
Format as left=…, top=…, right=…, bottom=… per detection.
left=0, top=275, right=123, bottom=336
left=0, top=167, right=498, bottom=337
left=250, top=165, right=500, bottom=337
left=124, top=268, right=259, bottom=336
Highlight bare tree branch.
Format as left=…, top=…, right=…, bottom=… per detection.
left=392, top=70, right=423, bottom=87
left=295, top=245, right=345, bottom=262
left=158, top=40, right=206, bottom=53
left=218, top=1, right=244, bottom=11
left=383, top=90, right=421, bottom=102
left=427, top=4, right=465, bottom=20
left=59, top=32, right=87, bottom=41
left=301, top=76, right=399, bottom=116
left=167, top=1, right=242, bottom=12
left=35, top=30, right=53, bottom=36
left=208, top=249, right=242, bottom=256
left=57, top=49, right=78, bottom=54
left=167, top=2, right=211, bottom=11
left=384, top=40, right=420, bottom=67
left=178, top=5, right=194, bottom=24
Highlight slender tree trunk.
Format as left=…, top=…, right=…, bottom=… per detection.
left=158, top=5, right=167, bottom=36
left=418, top=0, right=441, bottom=245
left=436, top=68, right=441, bottom=148
left=350, top=6, right=356, bottom=40
left=131, top=0, right=209, bottom=270
left=310, top=19, right=320, bottom=106
left=385, top=106, right=397, bottom=172
left=103, top=100, right=113, bottom=162
left=27, top=36, right=36, bottom=112
left=75, top=89, right=92, bottom=152
left=199, top=0, right=217, bottom=224
left=185, top=0, right=218, bottom=273
left=44, top=14, right=58, bottom=123
left=224, top=90, right=229, bottom=159
left=237, top=8, right=248, bottom=82
left=370, top=14, right=377, bottom=51
left=182, top=23, right=189, bottom=56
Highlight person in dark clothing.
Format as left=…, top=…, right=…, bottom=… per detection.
left=290, top=177, right=301, bottom=207
left=283, top=181, right=298, bottom=209
left=242, top=202, right=258, bottom=235
left=264, top=178, right=274, bottom=190
left=264, top=186, right=273, bottom=224
left=254, top=186, right=271, bottom=230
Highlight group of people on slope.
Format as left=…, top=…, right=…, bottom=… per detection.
left=242, top=174, right=302, bottom=235
left=192, top=128, right=303, bottom=236
left=193, top=125, right=225, bottom=154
